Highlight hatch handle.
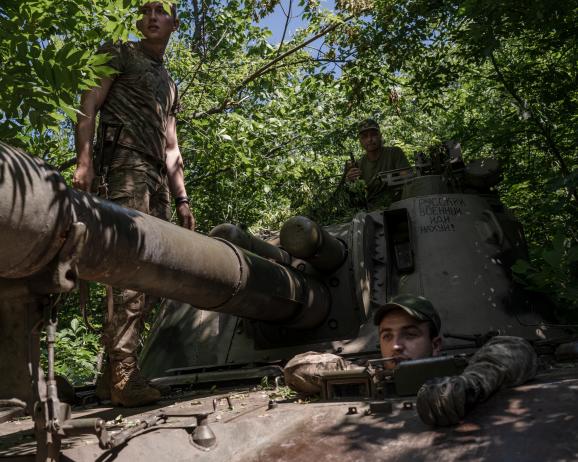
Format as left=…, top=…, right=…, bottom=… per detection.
left=482, top=209, right=504, bottom=246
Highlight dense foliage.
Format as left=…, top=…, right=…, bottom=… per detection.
left=1, top=0, right=576, bottom=382
left=0, top=0, right=145, bottom=156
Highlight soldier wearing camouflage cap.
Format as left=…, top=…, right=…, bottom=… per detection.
left=73, top=2, right=194, bottom=407
left=373, top=294, right=442, bottom=369
left=284, top=293, right=537, bottom=427
left=345, top=118, right=410, bottom=208
left=284, top=293, right=442, bottom=393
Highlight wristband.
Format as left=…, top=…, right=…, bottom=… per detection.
left=175, top=196, right=189, bottom=206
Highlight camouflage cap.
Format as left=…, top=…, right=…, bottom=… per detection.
left=373, top=294, right=442, bottom=335
left=357, top=118, right=380, bottom=134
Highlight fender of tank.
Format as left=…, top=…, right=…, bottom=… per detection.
left=139, top=159, right=559, bottom=381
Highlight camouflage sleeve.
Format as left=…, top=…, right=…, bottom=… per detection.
left=417, top=336, right=537, bottom=426
left=284, top=352, right=354, bottom=396
left=462, top=335, right=537, bottom=401
left=97, top=41, right=124, bottom=73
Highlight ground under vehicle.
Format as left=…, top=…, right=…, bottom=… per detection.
left=1, top=141, right=577, bottom=461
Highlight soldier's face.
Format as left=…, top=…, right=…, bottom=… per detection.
left=137, top=2, right=178, bottom=42
left=378, top=309, right=441, bottom=370
left=359, top=129, right=382, bottom=154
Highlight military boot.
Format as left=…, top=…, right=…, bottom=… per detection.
left=97, top=359, right=171, bottom=402
left=110, top=357, right=161, bottom=407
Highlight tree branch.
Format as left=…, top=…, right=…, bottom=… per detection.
left=238, top=15, right=355, bottom=90
left=200, top=0, right=209, bottom=58
left=188, top=13, right=361, bottom=120
left=179, top=26, right=233, bottom=105
left=191, top=0, right=202, bottom=54
left=193, top=165, right=233, bottom=182
left=489, top=52, right=577, bottom=203
left=58, top=157, right=77, bottom=172
left=276, top=0, right=292, bottom=57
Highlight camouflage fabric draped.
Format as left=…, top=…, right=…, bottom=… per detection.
left=284, top=352, right=355, bottom=395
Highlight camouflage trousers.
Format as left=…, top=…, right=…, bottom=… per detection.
left=101, top=148, right=171, bottom=362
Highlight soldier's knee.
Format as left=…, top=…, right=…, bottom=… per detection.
left=284, top=352, right=351, bottom=395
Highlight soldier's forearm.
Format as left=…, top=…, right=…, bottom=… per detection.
left=74, top=78, right=114, bottom=166
left=75, top=117, right=95, bottom=167
left=165, top=147, right=187, bottom=199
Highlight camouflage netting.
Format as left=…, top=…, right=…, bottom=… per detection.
left=284, top=351, right=354, bottom=395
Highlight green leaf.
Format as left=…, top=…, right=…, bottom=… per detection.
left=542, top=248, right=563, bottom=269
left=91, top=52, right=113, bottom=66
left=511, top=259, right=532, bottom=275
left=61, top=105, right=79, bottom=122
left=566, top=246, right=578, bottom=263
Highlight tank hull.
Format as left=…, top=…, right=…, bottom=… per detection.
left=1, top=368, right=577, bottom=461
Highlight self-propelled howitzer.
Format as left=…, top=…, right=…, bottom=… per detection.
left=139, top=155, right=552, bottom=381
left=1, top=141, right=577, bottom=462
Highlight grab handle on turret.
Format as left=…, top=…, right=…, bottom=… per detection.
left=482, top=210, right=505, bottom=246
left=280, top=216, right=347, bottom=273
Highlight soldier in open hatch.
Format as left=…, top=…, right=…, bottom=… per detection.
left=284, top=294, right=538, bottom=426
left=345, top=119, right=410, bottom=209
left=73, top=2, right=194, bottom=407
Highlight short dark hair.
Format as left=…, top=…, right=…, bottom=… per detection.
left=426, top=321, right=439, bottom=339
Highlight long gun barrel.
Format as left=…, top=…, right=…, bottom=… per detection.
left=0, top=142, right=329, bottom=328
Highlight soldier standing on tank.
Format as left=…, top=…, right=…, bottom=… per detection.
left=285, top=294, right=538, bottom=426
left=73, top=1, right=194, bottom=407
left=345, top=119, right=410, bottom=208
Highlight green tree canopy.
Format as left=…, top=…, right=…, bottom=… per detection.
left=1, top=0, right=576, bottom=383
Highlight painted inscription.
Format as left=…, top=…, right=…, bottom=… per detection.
left=418, top=197, right=466, bottom=234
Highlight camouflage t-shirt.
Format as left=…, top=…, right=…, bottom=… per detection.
left=98, top=41, right=179, bottom=161
left=358, top=146, right=410, bottom=206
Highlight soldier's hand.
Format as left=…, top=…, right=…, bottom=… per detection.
left=345, top=167, right=361, bottom=182
left=416, top=376, right=478, bottom=426
left=72, top=163, right=95, bottom=192
left=177, top=203, right=195, bottom=231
